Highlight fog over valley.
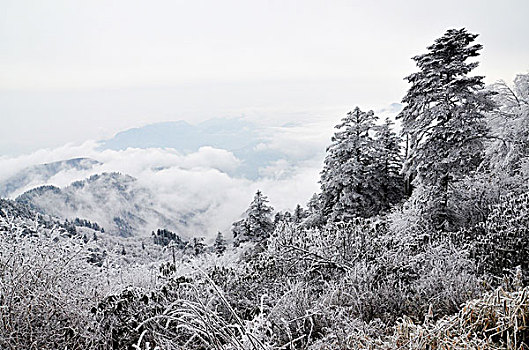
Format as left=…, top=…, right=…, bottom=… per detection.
left=1, top=1, right=529, bottom=349
left=0, top=116, right=358, bottom=238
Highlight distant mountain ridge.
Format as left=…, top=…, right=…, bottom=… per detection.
left=16, top=172, right=189, bottom=237
left=101, top=118, right=259, bottom=152
left=100, top=118, right=288, bottom=179
left=0, top=158, right=101, bottom=198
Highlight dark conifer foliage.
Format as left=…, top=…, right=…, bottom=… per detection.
left=320, top=107, right=404, bottom=222
left=232, top=190, right=274, bottom=245
left=152, top=228, right=187, bottom=248
left=373, top=118, right=406, bottom=211
left=320, top=107, right=379, bottom=221
left=292, top=204, right=307, bottom=224
left=397, top=28, right=496, bottom=228
left=213, top=231, right=227, bottom=255
left=73, top=217, right=105, bottom=232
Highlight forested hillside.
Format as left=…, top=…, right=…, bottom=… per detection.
left=1, top=28, right=529, bottom=349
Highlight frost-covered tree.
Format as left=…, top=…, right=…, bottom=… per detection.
left=303, top=193, right=326, bottom=228
left=292, top=204, right=307, bottom=224
left=485, top=73, right=529, bottom=174
left=274, top=211, right=292, bottom=225
left=433, top=74, right=529, bottom=230
left=320, top=107, right=380, bottom=221
left=0, top=210, right=108, bottom=349
left=398, top=28, right=494, bottom=186
left=191, top=237, right=206, bottom=256
left=231, top=218, right=249, bottom=246
left=273, top=212, right=283, bottom=225
left=397, top=28, right=495, bottom=227
left=373, top=118, right=405, bottom=211
left=213, top=231, right=227, bottom=255
left=232, top=190, right=274, bottom=245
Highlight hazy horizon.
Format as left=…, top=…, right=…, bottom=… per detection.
left=2, top=0, right=529, bottom=155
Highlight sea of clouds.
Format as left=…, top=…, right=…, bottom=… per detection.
left=0, top=122, right=332, bottom=238
left=0, top=104, right=401, bottom=239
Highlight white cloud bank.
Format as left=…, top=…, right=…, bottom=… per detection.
left=0, top=103, right=409, bottom=240
left=0, top=140, right=323, bottom=239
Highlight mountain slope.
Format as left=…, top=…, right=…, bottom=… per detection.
left=16, top=172, right=188, bottom=237
left=0, top=157, right=101, bottom=198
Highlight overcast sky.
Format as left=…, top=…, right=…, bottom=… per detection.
left=1, top=0, right=528, bottom=155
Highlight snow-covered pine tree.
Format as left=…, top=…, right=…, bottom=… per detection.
left=232, top=190, right=274, bottom=246
left=486, top=73, right=529, bottom=174
left=274, top=212, right=283, bottom=225
left=245, top=190, right=274, bottom=239
left=397, top=28, right=495, bottom=227
left=320, top=106, right=379, bottom=221
left=192, top=237, right=206, bottom=256
left=213, top=231, right=227, bottom=255
left=373, top=118, right=405, bottom=212
left=231, top=219, right=248, bottom=246
left=303, top=193, right=326, bottom=228
left=292, top=204, right=307, bottom=224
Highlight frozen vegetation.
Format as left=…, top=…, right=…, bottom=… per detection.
left=1, top=28, right=529, bottom=349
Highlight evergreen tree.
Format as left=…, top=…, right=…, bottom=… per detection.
left=231, top=219, right=249, bottom=246
left=152, top=229, right=187, bottom=248
left=273, top=211, right=292, bottom=225
left=292, top=204, right=307, bottom=224
left=213, top=232, right=227, bottom=255
left=303, top=193, right=325, bottom=228
left=65, top=220, right=77, bottom=236
left=398, top=29, right=494, bottom=192
left=320, top=106, right=379, bottom=221
left=486, top=74, right=529, bottom=174
left=397, top=28, right=495, bottom=228
left=232, top=190, right=274, bottom=245
left=373, top=118, right=405, bottom=212
left=192, top=237, right=206, bottom=256
left=273, top=212, right=283, bottom=226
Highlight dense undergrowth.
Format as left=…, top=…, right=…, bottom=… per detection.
left=1, top=191, right=528, bottom=349
left=2, top=30, right=529, bottom=349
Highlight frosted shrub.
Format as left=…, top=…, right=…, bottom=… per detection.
left=390, top=285, right=529, bottom=349
left=269, top=219, right=385, bottom=277
left=0, top=213, right=104, bottom=349
left=95, top=265, right=273, bottom=350
left=467, top=192, right=529, bottom=280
